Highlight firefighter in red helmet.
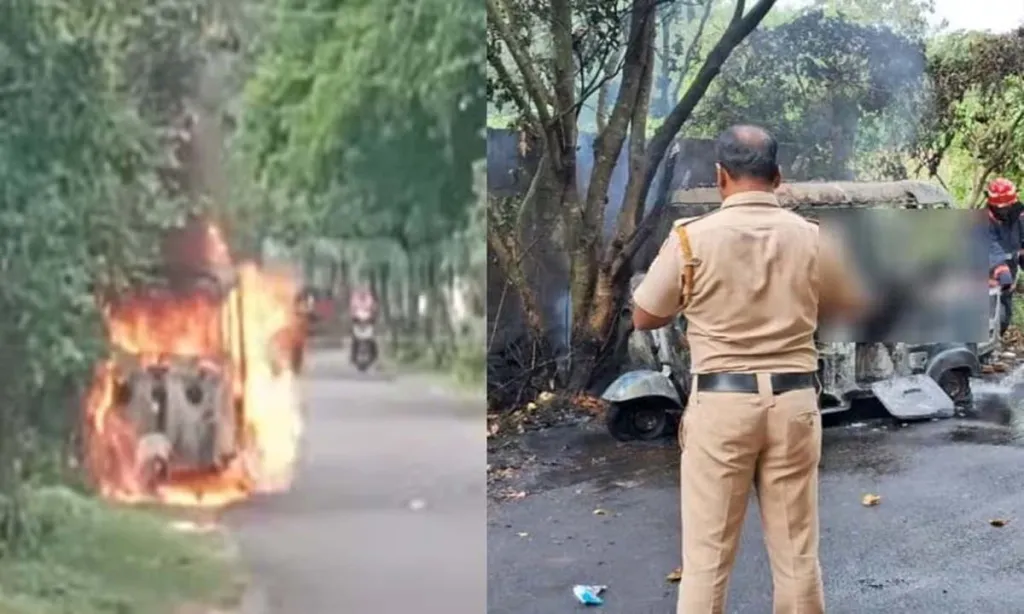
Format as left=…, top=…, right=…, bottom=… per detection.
left=986, top=177, right=1022, bottom=334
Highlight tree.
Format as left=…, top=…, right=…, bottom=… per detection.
left=487, top=0, right=777, bottom=390
left=240, top=0, right=485, bottom=364
left=806, top=0, right=938, bottom=39
left=0, top=0, right=229, bottom=542
left=241, top=0, right=483, bottom=249
left=650, top=2, right=715, bottom=119
left=915, top=28, right=1024, bottom=206
left=691, top=10, right=927, bottom=180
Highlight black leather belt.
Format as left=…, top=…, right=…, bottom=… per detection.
left=696, top=372, right=816, bottom=394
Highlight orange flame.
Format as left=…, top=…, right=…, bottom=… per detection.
left=82, top=221, right=303, bottom=508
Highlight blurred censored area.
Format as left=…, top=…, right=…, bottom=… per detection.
left=819, top=208, right=990, bottom=344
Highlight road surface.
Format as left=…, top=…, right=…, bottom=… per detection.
left=224, top=349, right=486, bottom=613
left=488, top=392, right=1024, bottom=613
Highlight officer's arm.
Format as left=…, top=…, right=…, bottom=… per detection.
left=632, top=233, right=683, bottom=331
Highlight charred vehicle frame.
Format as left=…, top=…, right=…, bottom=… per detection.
left=602, top=181, right=1002, bottom=441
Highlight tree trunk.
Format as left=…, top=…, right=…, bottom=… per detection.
left=380, top=263, right=398, bottom=351
left=488, top=0, right=778, bottom=398
left=828, top=96, right=858, bottom=180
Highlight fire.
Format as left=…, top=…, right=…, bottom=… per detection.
left=82, top=220, right=303, bottom=508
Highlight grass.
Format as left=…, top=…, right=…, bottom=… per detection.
left=0, top=487, right=243, bottom=614
left=386, top=339, right=485, bottom=398
left=1013, top=295, right=1024, bottom=329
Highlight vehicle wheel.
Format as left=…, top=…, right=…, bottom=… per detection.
left=605, top=400, right=670, bottom=442
left=937, top=368, right=971, bottom=407
left=605, top=403, right=637, bottom=442
left=630, top=403, right=668, bottom=441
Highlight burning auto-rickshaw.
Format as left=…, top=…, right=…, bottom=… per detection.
left=83, top=216, right=304, bottom=505
left=602, top=181, right=1002, bottom=441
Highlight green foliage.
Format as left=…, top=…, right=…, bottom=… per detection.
left=0, top=0, right=213, bottom=491
left=0, top=486, right=238, bottom=614
left=690, top=10, right=926, bottom=179
left=805, top=0, right=937, bottom=38
left=241, top=0, right=485, bottom=248
left=915, top=29, right=1024, bottom=204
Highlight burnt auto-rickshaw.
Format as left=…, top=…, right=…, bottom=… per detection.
left=602, top=181, right=1001, bottom=441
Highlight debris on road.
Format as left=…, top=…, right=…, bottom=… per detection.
left=492, top=488, right=528, bottom=502
left=592, top=508, right=609, bottom=516
left=572, top=584, right=607, bottom=606
left=517, top=531, right=529, bottom=537
left=989, top=518, right=1010, bottom=527
left=408, top=498, right=426, bottom=511
left=666, top=568, right=682, bottom=583
left=488, top=392, right=606, bottom=440
left=861, top=493, right=882, bottom=507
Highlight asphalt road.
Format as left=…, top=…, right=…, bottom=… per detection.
left=487, top=391, right=1024, bottom=614
left=223, top=349, right=486, bottom=614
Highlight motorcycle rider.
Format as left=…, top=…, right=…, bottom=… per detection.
left=985, top=177, right=1023, bottom=335
left=348, top=285, right=378, bottom=364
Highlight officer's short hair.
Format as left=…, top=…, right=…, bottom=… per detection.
left=714, top=125, right=779, bottom=182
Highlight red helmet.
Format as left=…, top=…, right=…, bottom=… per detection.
left=986, top=177, right=1019, bottom=207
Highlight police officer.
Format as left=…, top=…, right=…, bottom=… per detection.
left=632, top=125, right=868, bottom=614
left=985, top=177, right=1022, bottom=334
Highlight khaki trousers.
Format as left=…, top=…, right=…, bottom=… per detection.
left=676, top=374, right=824, bottom=614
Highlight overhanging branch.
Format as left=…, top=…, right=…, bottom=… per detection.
left=616, top=0, right=777, bottom=272
left=487, top=0, right=555, bottom=129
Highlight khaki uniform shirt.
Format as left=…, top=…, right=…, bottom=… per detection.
left=632, top=191, right=867, bottom=374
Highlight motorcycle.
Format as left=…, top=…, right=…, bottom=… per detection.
left=350, top=306, right=378, bottom=372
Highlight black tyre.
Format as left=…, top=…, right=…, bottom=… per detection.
left=936, top=368, right=972, bottom=408
left=631, top=403, right=668, bottom=440
left=606, top=400, right=671, bottom=442
left=605, top=402, right=637, bottom=442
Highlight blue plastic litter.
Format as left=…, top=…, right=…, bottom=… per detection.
left=573, top=584, right=607, bottom=606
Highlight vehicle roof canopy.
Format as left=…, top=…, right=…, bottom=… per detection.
left=667, top=180, right=953, bottom=214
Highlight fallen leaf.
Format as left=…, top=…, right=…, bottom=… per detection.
left=593, top=508, right=608, bottom=515
left=861, top=494, right=881, bottom=507
left=666, top=567, right=682, bottom=583
left=538, top=391, right=555, bottom=403
left=989, top=518, right=1009, bottom=527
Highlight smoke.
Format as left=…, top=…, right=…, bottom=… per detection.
left=695, top=9, right=930, bottom=181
